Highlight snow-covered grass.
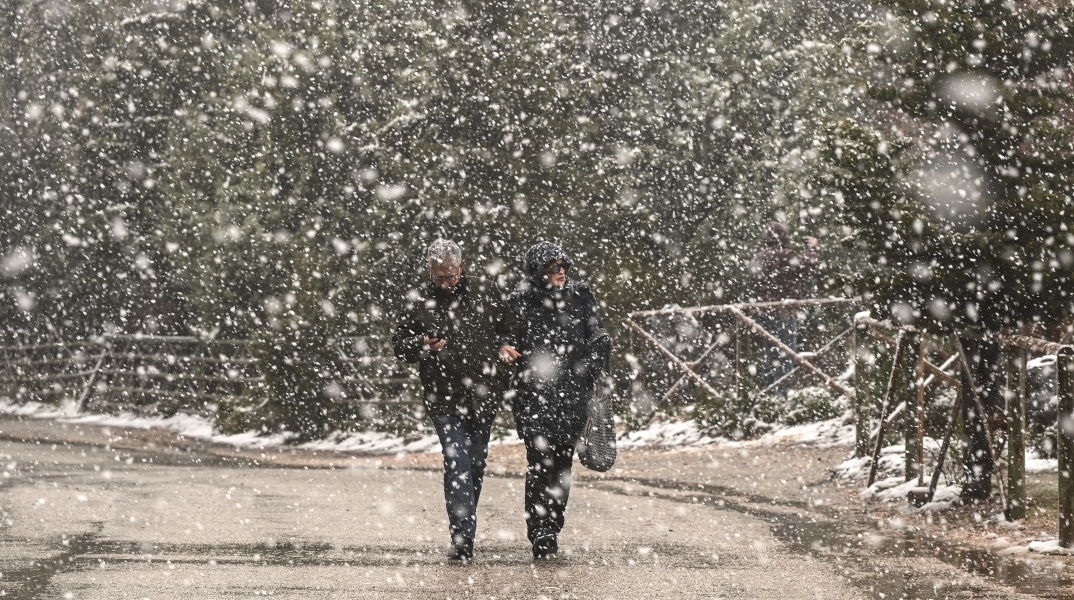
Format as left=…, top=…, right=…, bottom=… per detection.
left=1026, top=539, right=1074, bottom=555
left=757, top=413, right=855, bottom=447
left=861, top=475, right=963, bottom=512
left=1026, top=450, right=1059, bottom=473
left=2, top=391, right=1060, bottom=478
left=613, top=409, right=858, bottom=451
left=0, top=398, right=442, bottom=454
left=616, top=417, right=723, bottom=449
left=832, top=436, right=1061, bottom=516
left=3, top=392, right=858, bottom=456
left=835, top=437, right=965, bottom=512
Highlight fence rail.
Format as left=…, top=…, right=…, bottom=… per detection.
left=0, top=334, right=421, bottom=414
left=627, top=297, right=860, bottom=406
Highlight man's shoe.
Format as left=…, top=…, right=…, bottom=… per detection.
left=447, top=538, right=473, bottom=560
left=532, top=535, right=557, bottom=559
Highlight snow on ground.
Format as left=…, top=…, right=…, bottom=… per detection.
left=0, top=398, right=437, bottom=453
left=992, top=535, right=1074, bottom=556
left=757, top=414, right=855, bottom=447
left=616, top=417, right=724, bottom=449
left=0, top=396, right=865, bottom=456
left=0, top=396, right=1061, bottom=478
left=1026, top=451, right=1059, bottom=473
left=618, top=410, right=855, bottom=450
left=862, top=475, right=963, bottom=512
left=1026, top=540, right=1074, bottom=555
left=834, top=437, right=969, bottom=512
left=833, top=438, right=1061, bottom=515
left=833, top=445, right=905, bottom=482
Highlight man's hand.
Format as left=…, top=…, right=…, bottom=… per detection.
left=498, top=345, right=521, bottom=365
left=423, top=336, right=447, bottom=352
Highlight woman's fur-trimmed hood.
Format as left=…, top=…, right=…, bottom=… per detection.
left=523, top=240, right=573, bottom=283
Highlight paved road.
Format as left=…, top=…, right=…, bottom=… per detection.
left=0, top=416, right=1048, bottom=599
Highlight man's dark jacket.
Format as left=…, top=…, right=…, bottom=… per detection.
left=508, top=241, right=612, bottom=441
left=392, top=276, right=516, bottom=418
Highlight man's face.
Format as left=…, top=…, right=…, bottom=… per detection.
left=430, top=261, right=464, bottom=292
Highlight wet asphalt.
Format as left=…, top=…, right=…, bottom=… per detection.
left=0, top=416, right=1065, bottom=599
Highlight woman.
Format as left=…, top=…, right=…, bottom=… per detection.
left=506, top=241, right=611, bottom=559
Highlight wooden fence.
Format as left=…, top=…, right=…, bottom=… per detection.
left=629, top=303, right=1074, bottom=549
left=852, top=317, right=1074, bottom=548
left=0, top=334, right=421, bottom=414
left=626, top=297, right=860, bottom=405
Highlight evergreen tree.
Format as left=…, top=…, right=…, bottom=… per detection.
left=838, top=0, right=1074, bottom=333
left=827, top=0, right=1074, bottom=498
left=4, top=0, right=892, bottom=436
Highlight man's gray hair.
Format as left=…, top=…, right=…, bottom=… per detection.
left=426, top=238, right=462, bottom=268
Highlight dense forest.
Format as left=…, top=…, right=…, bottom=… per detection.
left=2, top=0, right=1072, bottom=437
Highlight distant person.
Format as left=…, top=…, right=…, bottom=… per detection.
left=506, top=241, right=611, bottom=559
left=392, top=238, right=520, bottom=561
left=748, top=222, right=819, bottom=395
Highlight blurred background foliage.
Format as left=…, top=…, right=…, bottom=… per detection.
left=1, top=0, right=1071, bottom=435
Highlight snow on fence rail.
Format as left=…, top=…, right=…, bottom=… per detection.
left=0, top=334, right=421, bottom=414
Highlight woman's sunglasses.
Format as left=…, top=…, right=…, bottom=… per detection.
left=545, top=262, right=569, bottom=274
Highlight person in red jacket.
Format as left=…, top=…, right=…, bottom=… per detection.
left=748, top=222, right=819, bottom=395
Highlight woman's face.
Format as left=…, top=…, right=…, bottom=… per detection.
left=543, top=260, right=568, bottom=288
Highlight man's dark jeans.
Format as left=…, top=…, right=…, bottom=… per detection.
left=431, top=411, right=494, bottom=545
left=522, top=434, right=576, bottom=543
left=755, top=312, right=797, bottom=395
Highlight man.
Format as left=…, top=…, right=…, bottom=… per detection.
left=748, top=222, right=819, bottom=395
left=392, top=238, right=520, bottom=560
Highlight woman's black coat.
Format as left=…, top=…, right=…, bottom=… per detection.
left=507, top=242, right=611, bottom=442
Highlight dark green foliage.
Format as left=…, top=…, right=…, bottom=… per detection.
left=829, top=1, right=1074, bottom=333
left=2, top=0, right=898, bottom=436
left=686, top=386, right=846, bottom=439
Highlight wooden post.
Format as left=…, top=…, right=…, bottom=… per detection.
left=916, top=335, right=928, bottom=486
left=73, top=341, right=109, bottom=414
left=904, top=332, right=922, bottom=483
left=853, top=323, right=870, bottom=457
left=1006, top=347, right=1027, bottom=520
left=927, top=380, right=964, bottom=503
left=868, top=331, right=908, bottom=487
left=956, top=338, right=1007, bottom=509
left=735, top=318, right=748, bottom=401
left=1058, top=351, right=1074, bottom=548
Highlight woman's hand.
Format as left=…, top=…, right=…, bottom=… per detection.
left=498, top=345, right=522, bottom=365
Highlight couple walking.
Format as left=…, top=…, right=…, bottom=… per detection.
left=392, top=238, right=612, bottom=561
